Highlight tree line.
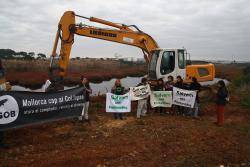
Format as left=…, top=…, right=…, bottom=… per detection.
left=0, top=49, right=47, bottom=60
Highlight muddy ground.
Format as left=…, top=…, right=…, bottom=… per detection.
left=1, top=94, right=249, bottom=166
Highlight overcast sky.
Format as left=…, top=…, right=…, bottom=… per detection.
left=0, top=0, right=249, bottom=61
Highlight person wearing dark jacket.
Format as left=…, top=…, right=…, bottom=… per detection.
left=164, top=76, right=174, bottom=115
left=165, top=76, right=174, bottom=91
left=174, top=76, right=184, bottom=89
left=215, top=80, right=228, bottom=126
left=111, top=79, right=125, bottom=120
left=174, top=76, right=186, bottom=115
left=79, top=76, right=92, bottom=122
left=136, top=78, right=148, bottom=118
left=154, top=78, right=165, bottom=114
left=188, top=77, right=201, bottom=118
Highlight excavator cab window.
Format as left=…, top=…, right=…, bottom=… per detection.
left=148, top=50, right=159, bottom=79
left=178, top=50, right=185, bottom=69
left=160, top=51, right=175, bottom=75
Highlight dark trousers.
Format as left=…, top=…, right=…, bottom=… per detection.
left=114, top=113, right=123, bottom=119
left=173, top=105, right=186, bottom=115
left=0, top=131, right=4, bottom=144
left=155, top=107, right=164, bottom=113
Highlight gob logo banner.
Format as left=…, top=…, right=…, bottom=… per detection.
left=0, top=95, right=19, bottom=124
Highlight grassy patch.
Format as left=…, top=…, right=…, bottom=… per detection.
left=232, top=75, right=250, bottom=87
left=241, top=97, right=250, bottom=109
left=233, top=66, right=250, bottom=86
left=227, top=123, right=250, bottom=134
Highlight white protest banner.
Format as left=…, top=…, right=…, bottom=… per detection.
left=106, top=93, right=131, bottom=113
left=150, top=91, right=172, bottom=108
left=130, top=84, right=151, bottom=101
left=173, top=87, right=197, bottom=108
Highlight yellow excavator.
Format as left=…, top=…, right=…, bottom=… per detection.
left=50, top=11, right=215, bottom=84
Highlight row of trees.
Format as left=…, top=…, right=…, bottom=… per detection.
left=0, top=49, right=47, bottom=60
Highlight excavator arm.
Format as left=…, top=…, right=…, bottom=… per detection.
left=51, top=11, right=159, bottom=77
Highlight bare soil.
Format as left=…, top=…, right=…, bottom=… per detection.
left=1, top=95, right=249, bottom=166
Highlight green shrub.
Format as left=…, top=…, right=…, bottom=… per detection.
left=232, top=66, right=250, bottom=87
left=233, top=75, right=250, bottom=87
left=241, top=97, right=250, bottom=109
left=243, top=66, right=250, bottom=75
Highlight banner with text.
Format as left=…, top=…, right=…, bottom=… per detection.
left=106, top=93, right=131, bottom=113
left=173, top=87, right=197, bottom=108
left=0, top=87, right=85, bottom=131
left=130, top=84, right=151, bottom=101
left=150, top=91, right=172, bottom=108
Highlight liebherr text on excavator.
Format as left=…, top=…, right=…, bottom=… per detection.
left=50, top=11, right=215, bottom=84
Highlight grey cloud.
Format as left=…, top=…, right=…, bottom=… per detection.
left=0, top=0, right=249, bottom=61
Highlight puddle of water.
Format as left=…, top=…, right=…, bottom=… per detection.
left=11, top=77, right=142, bottom=96
left=200, top=78, right=229, bottom=86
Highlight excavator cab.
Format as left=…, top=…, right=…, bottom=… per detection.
left=148, top=49, right=215, bottom=82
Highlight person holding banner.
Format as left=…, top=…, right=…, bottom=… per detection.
left=165, top=76, right=174, bottom=91
left=174, top=76, right=186, bottom=115
left=215, top=80, right=228, bottom=126
left=154, top=78, right=165, bottom=114
left=46, top=68, right=64, bottom=92
left=136, top=78, right=148, bottom=118
left=164, top=76, right=174, bottom=115
left=188, top=77, right=201, bottom=118
left=79, top=76, right=92, bottom=122
left=111, top=79, right=125, bottom=120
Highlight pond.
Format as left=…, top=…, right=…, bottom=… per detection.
left=11, top=77, right=142, bottom=96
left=11, top=77, right=229, bottom=95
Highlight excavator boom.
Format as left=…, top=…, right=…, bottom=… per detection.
left=51, top=11, right=159, bottom=76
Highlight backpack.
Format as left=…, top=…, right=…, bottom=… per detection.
left=225, top=87, right=230, bottom=102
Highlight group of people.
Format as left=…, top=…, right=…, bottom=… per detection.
left=77, top=75, right=229, bottom=128
left=136, top=75, right=202, bottom=119
left=0, top=72, right=228, bottom=149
